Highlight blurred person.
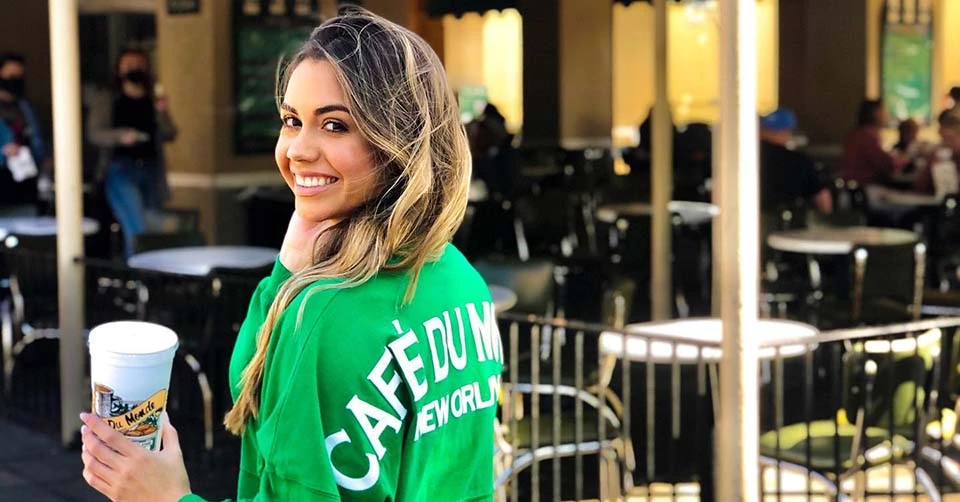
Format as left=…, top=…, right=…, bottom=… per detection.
left=0, top=53, right=47, bottom=216
left=946, top=86, right=960, bottom=111
left=913, top=109, right=960, bottom=195
left=80, top=8, right=501, bottom=502
left=893, top=118, right=919, bottom=156
left=759, top=108, right=832, bottom=214
left=892, top=118, right=934, bottom=174
left=467, top=102, right=515, bottom=197
left=87, top=48, right=177, bottom=258
left=840, top=99, right=906, bottom=185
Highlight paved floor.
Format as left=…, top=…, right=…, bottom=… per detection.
left=0, top=418, right=238, bottom=501
left=0, top=419, right=102, bottom=501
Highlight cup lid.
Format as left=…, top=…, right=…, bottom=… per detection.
left=88, top=321, right=179, bottom=356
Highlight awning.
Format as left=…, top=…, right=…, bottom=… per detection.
left=426, top=0, right=517, bottom=17
left=614, top=0, right=684, bottom=4
left=426, top=0, right=682, bottom=17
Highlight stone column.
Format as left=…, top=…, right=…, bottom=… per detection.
left=519, top=0, right=612, bottom=148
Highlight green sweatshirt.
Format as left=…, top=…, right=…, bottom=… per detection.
left=180, top=244, right=502, bottom=501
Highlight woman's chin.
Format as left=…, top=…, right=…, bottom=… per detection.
left=294, top=202, right=338, bottom=225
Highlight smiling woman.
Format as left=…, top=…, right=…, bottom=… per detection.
left=80, top=7, right=501, bottom=502
left=275, top=62, right=379, bottom=224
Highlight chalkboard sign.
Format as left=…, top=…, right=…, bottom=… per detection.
left=168, top=0, right=200, bottom=15
left=233, top=0, right=320, bottom=154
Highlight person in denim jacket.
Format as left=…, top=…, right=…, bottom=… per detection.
left=86, top=48, right=177, bottom=258
left=0, top=53, right=47, bottom=217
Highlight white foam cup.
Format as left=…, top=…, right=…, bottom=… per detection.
left=88, top=321, right=179, bottom=451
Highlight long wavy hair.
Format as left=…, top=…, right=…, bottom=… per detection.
left=224, top=7, right=471, bottom=435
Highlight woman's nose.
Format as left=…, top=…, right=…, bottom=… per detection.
left=286, top=131, right=322, bottom=163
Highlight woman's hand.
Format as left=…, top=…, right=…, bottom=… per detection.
left=118, top=128, right=140, bottom=146
left=80, top=412, right=191, bottom=502
left=2, top=143, right=19, bottom=157
left=279, top=210, right=333, bottom=272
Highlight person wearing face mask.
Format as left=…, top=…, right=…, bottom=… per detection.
left=0, top=53, right=47, bottom=216
left=86, top=48, right=177, bottom=258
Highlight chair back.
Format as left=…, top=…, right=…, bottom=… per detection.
left=2, top=234, right=58, bottom=326
left=852, top=241, right=925, bottom=322
left=842, top=328, right=941, bottom=431
left=473, top=258, right=556, bottom=316
left=138, top=271, right=215, bottom=352
left=133, top=231, right=206, bottom=254
left=154, top=208, right=201, bottom=233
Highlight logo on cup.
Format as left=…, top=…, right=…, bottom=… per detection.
left=91, top=382, right=166, bottom=451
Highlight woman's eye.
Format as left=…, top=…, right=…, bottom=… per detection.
left=323, top=120, right=348, bottom=133
left=281, top=116, right=301, bottom=129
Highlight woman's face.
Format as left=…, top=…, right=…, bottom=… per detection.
left=117, top=53, right=148, bottom=78
left=275, top=59, right=379, bottom=224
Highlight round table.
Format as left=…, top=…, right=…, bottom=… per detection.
left=767, top=226, right=918, bottom=255
left=489, top=284, right=517, bottom=313
left=596, top=201, right=719, bottom=226
left=865, top=184, right=941, bottom=208
left=0, top=216, right=100, bottom=238
left=128, top=246, right=278, bottom=276
left=599, top=318, right=818, bottom=363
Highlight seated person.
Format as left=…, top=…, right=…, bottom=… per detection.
left=840, top=99, right=906, bottom=185
left=914, top=109, right=960, bottom=196
left=759, top=108, right=832, bottom=215
left=893, top=118, right=933, bottom=175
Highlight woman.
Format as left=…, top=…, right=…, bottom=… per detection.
left=79, top=9, right=501, bottom=502
left=914, top=109, right=960, bottom=195
left=840, top=99, right=905, bottom=185
left=87, top=48, right=177, bottom=258
left=0, top=53, right=47, bottom=216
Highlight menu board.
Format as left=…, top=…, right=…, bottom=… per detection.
left=233, top=0, right=320, bottom=154
left=881, top=6, right=933, bottom=125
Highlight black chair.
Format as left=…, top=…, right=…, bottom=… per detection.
left=852, top=242, right=926, bottom=325
left=811, top=242, right=925, bottom=329
left=2, top=234, right=59, bottom=341
left=138, top=270, right=217, bottom=452
left=473, top=258, right=557, bottom=317
left=132, top=230, right=206, bottom=255
left=157, top=208, right=201, bottom=233
left=930, top=194, right=960, bottom=290
left=760, top=329, right=942, bottom=498
left=85, top=259, right=149, bottom=327
left=1, top=235, right=62, bottom=404
left=206, top=271, right=263, bottom=422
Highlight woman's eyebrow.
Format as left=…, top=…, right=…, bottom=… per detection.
left=279, top=103, right=351, bottom=116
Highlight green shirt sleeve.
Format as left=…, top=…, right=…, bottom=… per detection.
left=252, top=258, right=292, bottom=316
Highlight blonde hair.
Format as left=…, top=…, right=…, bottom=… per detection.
left=224, top=8, right=471, bottom=435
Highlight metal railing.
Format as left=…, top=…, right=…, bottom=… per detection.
left=495, top=313, right=960, bottom=501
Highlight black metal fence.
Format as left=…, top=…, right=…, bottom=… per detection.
left=7, top=244, right=960, bottom=501
left=495, top=313, right=960, bottom=501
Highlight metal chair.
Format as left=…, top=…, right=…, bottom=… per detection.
left=132, top=230, right=206, bottom=255
left=494, top=314, right=632, bottom=501
left=759, top=328, right=943, bottom=499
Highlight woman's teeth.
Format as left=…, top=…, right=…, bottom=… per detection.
left=295, top=174, right=338, bottom=187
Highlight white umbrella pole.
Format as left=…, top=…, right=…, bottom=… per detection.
left=49, top=0, right=86, bottom=447
left=651, top=0, right=672, bottom=320
left=716, top=0, right=760, bottom=499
